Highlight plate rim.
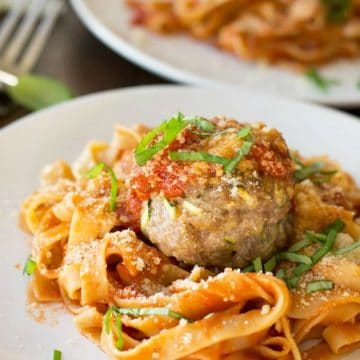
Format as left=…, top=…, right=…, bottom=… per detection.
left=1, top=84, right=360, bottom=139
left=69, top=0, right=216, bottom=87
left=69, top=0, right=360, bottom=108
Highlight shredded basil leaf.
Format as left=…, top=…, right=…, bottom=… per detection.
left=107, top=307, right=191, bottom=350
left=224, top=140, right=253, bottom=174
left=274, top=219, right=344, bottom=288
left=287, top=275, right=301, bottom=289
left=333, top=239, right=360, bottom=256
left=252, top=256, right=263, bottom=273
left=242, top=264, right=255, bottom=273
left=322, top=0, right=351, bottom=23
left=86, top=162, right=106, bottom=179
left=294, top=160, right=337, bottom=183
left=323, top=219, right=345, bottom=235
left=104, top=307, right=111, bottom=334
left=184, top=115, right=215, bottom=133
left=115, top=314, right=123, bottom=350
left=279, top=252, right=312, bottom=266
left=301, top=229, right=338, bottom=271
left=111, top=307, right=189, bottom=321
left=291, top=154, right=305, bottom=167
left=191, top=128, right=236, bottom=137
left=293, top=224, right=341, bottom=277
left=135, top=113, right=187, bottom=165
left=85, top=163, right=118, bottom=212
left=107, top=168, right=118, bottom=212
left=53, top=349, right=62, bottom=360
left=312, top=170, right=338, bottom=184
left=276, top=268, right=285, bottom=280
left=292, top=263, right=310, bottom=277
left=294, top=161, right=324, bottom=182
left=169, top=151, right=230, bottom=166
left=170, top=138, right=253, bottom=174
left=305, top=68, right=340, bottom=92
left=189, top=130, right=213, bottom=137
left=264, top=256, right=278, bottom=272
left=237, top=127, right=251, bottom=139
left=103, top=308, right=123, bottom=349
left=240, top=220, right=344, bottom=290
left=320, top=170, right=338, bottom=176
left=306, top=280, right=333, bottom=294
left=242, top=252, right=306, bottom=278
left=305, top=230, right=327, bottom=243
left=288, top=238, right=313, bottom=252
left=23, top=256, right=36, bottom=276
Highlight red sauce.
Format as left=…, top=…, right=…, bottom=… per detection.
left=250, top=141, right=292, bottom=178
left=126, top=155, right=194, bottom=221
left=126, top=130, right=198, bottom=221
left=117, top=200, right=141, bottom=230
left=131, top=7, right=147, bottom=25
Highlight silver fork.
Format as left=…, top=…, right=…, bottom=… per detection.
left=0, top=0, right=64, bottom=87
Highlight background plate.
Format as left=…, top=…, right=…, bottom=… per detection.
left=0, top=86, right=359, bottom=359
left=70, top=0, right=360, bottom=107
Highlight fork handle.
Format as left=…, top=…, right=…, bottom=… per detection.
left=0, top=70, right=18, bottom=87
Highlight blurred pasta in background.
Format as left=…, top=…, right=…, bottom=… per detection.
left=127, top=0, right=360, bottom=68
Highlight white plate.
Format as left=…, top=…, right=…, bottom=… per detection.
left=0, top=85, right=359, bottom=360
left=69, top=0, right=360, bottom=107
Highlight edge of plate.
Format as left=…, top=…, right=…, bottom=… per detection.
left=69, top=0, right=360, bottom=108
left=1, top=85, right=359, bottom=140
left=69, top=0, right=217, bottom=87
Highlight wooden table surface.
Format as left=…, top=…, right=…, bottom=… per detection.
left=0, top=1, right=358, bottom=129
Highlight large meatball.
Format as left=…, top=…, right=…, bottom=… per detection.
left=128, top=116, right=294, bottom=268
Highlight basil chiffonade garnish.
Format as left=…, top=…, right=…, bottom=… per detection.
left=23, top=256, right=36, bottom=276
left=86, top=162, right=119, bottom=212
left=104, top=306, right=189, bottom=350
left=135, top=113, right=253, bottom=174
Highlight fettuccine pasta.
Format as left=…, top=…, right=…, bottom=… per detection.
left=127, top=0, right=360, bottom=67
left=21, top=114, right=360, bottom=359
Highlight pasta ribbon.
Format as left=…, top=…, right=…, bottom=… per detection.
left=21, top=122, right=360, bottom=359
left=127, top=0, right=360, bottom=66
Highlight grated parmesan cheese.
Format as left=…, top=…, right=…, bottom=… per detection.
left=260, top=304, right=270, bottom=315
left=182, top=333, right=192, bottom=345
left=134, top=257, right=145, bottom=272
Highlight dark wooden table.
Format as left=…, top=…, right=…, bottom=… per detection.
left=0, top=2, right=358, bottom=128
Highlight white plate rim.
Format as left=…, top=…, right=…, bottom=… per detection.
left=69, top=0, right=216, bottom=87
left=2, top=84, right=360, bottom=138
left=69, top=0, right=360, bottom=108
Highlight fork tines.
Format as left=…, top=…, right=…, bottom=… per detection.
left=0, top=0, right=64, bottom=75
